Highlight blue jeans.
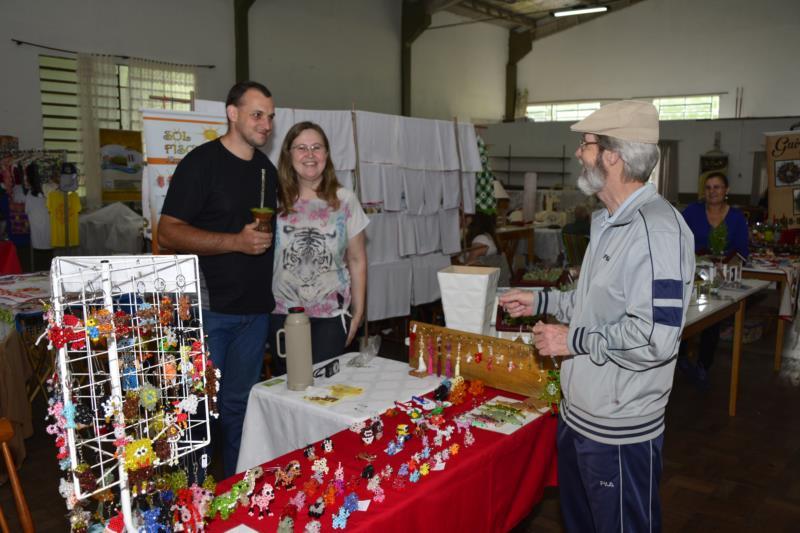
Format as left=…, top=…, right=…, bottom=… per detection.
left=203, top=310, right=268, bottom=477
left=558, top=416, right=664, bottom=533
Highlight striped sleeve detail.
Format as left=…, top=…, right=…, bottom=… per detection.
left=536, top=290, right=548, bottom=315
left=571, top=326, right=589, bottom=355
left=652, top=278, right=683, bottom=327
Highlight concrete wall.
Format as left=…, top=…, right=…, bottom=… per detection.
left=411, top=11, right=507, bottom=123
left=517, top=0, right=800, bottom=118
left=0, top=0, right=234, bottom=149
left=248, top=0, right=401, bottom=114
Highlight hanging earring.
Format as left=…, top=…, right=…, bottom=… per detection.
left=455, top=339, right=461, bottom=378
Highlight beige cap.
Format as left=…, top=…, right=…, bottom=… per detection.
left=571, top=100, right=659, bottom=144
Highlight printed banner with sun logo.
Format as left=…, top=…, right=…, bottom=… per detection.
left=141, top=109, right=226, bottom=246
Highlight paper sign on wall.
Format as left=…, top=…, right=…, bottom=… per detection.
left=765, top=131, right=800, bottom=228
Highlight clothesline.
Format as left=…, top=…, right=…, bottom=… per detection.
left=11, top=38, right=215, bottom=69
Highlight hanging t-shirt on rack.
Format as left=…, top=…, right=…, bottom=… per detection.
left=24, top=161, right=53, bottom=250
left=47, top=190, right=81, bottom=247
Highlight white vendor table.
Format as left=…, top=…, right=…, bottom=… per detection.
left=682, top=278, right=769, bottom=416
left=507, top=226, right=564, bottom=265
left=235, top=353, right=440, bottom=472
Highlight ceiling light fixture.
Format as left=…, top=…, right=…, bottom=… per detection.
left=552, top=5, right=608, bottom=17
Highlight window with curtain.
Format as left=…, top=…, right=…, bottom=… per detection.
left=39, top=54, right=196, bottom=208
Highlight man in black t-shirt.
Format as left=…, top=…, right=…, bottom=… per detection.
left=159, top=81, right=278, bottom=477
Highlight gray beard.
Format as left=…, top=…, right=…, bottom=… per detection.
left=577, top=163, right=606, bottom=196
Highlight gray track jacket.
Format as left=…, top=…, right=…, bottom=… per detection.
left=537, top=184, right=695, bottom=445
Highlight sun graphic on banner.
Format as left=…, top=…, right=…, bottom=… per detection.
left=202, top=128, right=220, bottom=141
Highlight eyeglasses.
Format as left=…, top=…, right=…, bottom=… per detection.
left=578, top=140, right=599, bottom=150
left=291, top=143, right=326, bottom=154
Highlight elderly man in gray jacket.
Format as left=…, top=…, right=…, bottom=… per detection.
left=500, top=100, right=694, bottom=533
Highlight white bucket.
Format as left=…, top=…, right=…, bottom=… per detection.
left=437, top=265, right=500, bottom=335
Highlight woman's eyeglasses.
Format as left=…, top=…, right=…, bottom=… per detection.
left=291, top=144, right=326, bottom=154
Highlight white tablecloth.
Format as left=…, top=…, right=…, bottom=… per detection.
left=514, top=227, right=563, bottom=265
left=0, top=272, right=50, bottom=341
left=236, top=354, right=441, bottom=472
left=535, top=227, right=564, bottom=265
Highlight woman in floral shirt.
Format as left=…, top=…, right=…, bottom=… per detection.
left=270, top=121, right=368, bottom=371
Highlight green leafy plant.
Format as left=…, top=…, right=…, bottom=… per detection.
left=708, top=222, right=728, bottom=256
left=537, top=369, right=561, bottom=413
left=505, top=315, right=538, bottom=327
left=522, top=267, right=564, bottom=282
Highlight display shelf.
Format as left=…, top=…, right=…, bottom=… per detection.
left=48, top=255, right=215, bottom=531
left=489, top=144, right=571, bottom=187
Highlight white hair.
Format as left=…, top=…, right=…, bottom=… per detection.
left=597, top=135, right=660, bottom=182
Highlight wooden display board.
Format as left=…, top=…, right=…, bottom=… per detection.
left=408, top=320, right=556, bottom=397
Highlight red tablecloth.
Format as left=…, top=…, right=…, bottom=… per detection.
left=0, top=240, right=21, bottom=275
left=208, top=388, right=558, bottom=533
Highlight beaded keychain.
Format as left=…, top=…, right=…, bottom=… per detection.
left=445, top=340, right=452, bottom=378
left=455, top=340, right=461, bottom=378
left=426, top=336, right=435, bottom=376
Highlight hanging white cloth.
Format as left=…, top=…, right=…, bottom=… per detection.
left=412, top=213, right=441, bottom=255
left=438, top=120, right=461, bottom=170
left=294, top=110, right=356, bottom=170
left=365, top=213, right=401, bottom=264
left=439, top=208, right=461, bottom=255
left=411, top=252, right=451, bottom=305
left=457, top=123, right=482, bottom=172
left=367, top=259, right=412, bottom=321
left=461, top=171, right=477, bottom=214
left=381, top=165, right=405, bottom=212
left=397, top=116, right=453, bottom=170
left=398, top=213, right=417, bottom=257
left=441, top=171, right=461, bottom=210
left=355, top=111, right=399, bottom=165
left=336, top=170, right=354, bottom=191
left=262, top=108, right=296, bottom=165
left=358, top=162, right=383, bottom=204
left=24, top=192, right=52, bottom=250
left=421, top=171, right=443, bottom=216
left=402, top=169, right=426, bottom=215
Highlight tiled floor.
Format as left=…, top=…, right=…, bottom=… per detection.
left=3, top=308, right=800, bottom=531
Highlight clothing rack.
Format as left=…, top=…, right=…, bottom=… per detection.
left=0, top=149, right=71, bottom=267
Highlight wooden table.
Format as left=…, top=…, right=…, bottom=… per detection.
left=742, top=268, right=792, bottom=371
left=496, top=223, right=534, bottom=267
left=682, top=279, right=769, bottom=416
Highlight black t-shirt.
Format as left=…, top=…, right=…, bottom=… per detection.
left=161, top=139, right=277, bottom=314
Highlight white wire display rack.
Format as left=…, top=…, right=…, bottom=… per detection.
left=49, top=255, right=213, bottom=531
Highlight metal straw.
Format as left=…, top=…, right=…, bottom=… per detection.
left=260, top=169, right=265, bottom=208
